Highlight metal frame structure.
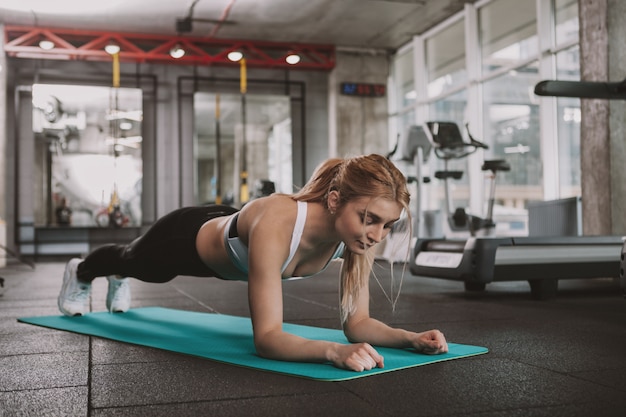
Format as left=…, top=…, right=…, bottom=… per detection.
left=3, top=25, right=336, bottom=71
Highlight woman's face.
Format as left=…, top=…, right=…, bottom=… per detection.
left=334, top=196, right=402, bottom=254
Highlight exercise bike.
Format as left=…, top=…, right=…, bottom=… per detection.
left=426, top=121, right=510, bottom=238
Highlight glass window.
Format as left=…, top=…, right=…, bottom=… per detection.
left=482, top=62, right=542, bottom=207
left=429, top=90, right=468, bottom=123
left=389, top=110, right=417, bottom=178
left=393, top=50, right=415, bottom=110
left=32, top=84, right=143, bottom=227
left=426, top=19, right=466, bottom=98
left=556, top=45, right=581, bottom=197
left=388, top=0, right=581, bottom=223
left=479, top=0, right=538, bottom=73
left=400, top=110, right=416, bottom=137
left=555, top=0, right=579, bottom=46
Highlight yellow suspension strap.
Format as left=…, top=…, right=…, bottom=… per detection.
left=108, top=51, right=121, bottom=221
left=112, top=52, right=120, bottom=88
left=239, top=58, right=249, bottom=205
left=215, top=94, right=223, bottom=205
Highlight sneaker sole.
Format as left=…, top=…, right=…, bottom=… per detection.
left=58, top=259, right=87, bottom=316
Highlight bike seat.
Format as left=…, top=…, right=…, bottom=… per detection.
left=482, top=159, right=510, bottom=172
left=435, top=170, right=464, bottom=180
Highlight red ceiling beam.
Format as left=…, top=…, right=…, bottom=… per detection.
left=3, top=25, right=336, bottom=71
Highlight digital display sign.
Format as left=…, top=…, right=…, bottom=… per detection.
left=340, top=82, right=386, bottom=97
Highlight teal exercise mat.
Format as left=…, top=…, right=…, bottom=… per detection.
left=18, top=307, right=488, bottom=381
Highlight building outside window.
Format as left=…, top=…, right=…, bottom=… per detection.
left=426, top=19, right=466, bottom=98
left=556, top=46, right=581, bottom=198
left=482, top=62, right=541, bottom=208
left=479, top=0, right=538, bottom=74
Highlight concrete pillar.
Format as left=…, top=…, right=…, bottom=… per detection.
left=607, top=0, right=626, bottom=234
left=330, top=50, right=390, bottom=158
left=0, top=25, right=6, bottom=265
left=579, top=0, right=626, bottom=235
left=0, top=25, right=6, bottom=221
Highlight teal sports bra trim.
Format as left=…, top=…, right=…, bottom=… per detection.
left=223, top=201, right=344, bottom=280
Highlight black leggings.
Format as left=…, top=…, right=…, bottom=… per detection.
left=77, top=205, right=239, bottom=283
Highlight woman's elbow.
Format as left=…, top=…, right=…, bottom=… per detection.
left=342, top=314, right=371, bottom=343
left=253, top=336, right=276, bottom=359
left=342, top=324, right=361, bottom=343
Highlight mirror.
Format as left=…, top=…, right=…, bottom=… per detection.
left=32, top=84, right=143, bottom=227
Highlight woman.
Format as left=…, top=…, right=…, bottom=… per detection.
left=58, top=154, right=448, bottom=372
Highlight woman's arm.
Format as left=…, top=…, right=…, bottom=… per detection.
left=245, top=200, right=384, bottom=371
left=247, top=269, right=385, bottom=371
left=343, top=279, right=448, bottom=354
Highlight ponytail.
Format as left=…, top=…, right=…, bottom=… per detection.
left=293, top=154, right=410, bottom=322
left=292, top=158, right=344, bottom=207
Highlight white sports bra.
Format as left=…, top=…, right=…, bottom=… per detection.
left=223, top=201, right=344, bottom=279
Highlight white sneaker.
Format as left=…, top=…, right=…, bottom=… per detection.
left=106, top=276, right=131, bottom=313
left=58, top=258, right=91, bottom=316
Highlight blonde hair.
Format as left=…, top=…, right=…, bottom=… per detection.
left=292, top=154, right=411, bottom=322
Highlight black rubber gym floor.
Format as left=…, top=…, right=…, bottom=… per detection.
left=1, top=259, right=625, bottom=416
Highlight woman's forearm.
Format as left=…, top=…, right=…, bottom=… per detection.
left=343, top=317, right=413, bottom=348
left=253, top=329, right=340, bottom=363
left=254, top=328, right=387, bottom=371
left=344, top=317, right=449, bottom=354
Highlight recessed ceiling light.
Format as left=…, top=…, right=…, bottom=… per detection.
left=227, top=51, right=243, bottom=62
left=104, top=43, right=120, bottom=55
left=39, top=39, right=55, bottom=50
left=170, top=44, right=185, bottom=59
left=286, top=53, right=301, bottom=65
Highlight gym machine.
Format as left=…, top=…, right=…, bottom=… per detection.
left=426, top=121, right=509, bottom=237
left=403, top=117, right=623, bottom=299
left=537, top=78, right=626, bottom=297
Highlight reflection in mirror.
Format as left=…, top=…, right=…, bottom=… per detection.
left=194, top=92, right=292, bottom=207
left=32, top=84, right=143, bottom=227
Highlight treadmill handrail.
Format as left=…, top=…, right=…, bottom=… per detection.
left=509, top=236, right=624, bottom=246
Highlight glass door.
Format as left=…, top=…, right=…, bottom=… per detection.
left=193, top=92, right=292, bottom=206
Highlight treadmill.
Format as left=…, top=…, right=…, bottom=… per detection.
left=406, top=97, right=624, bottom=299
left=411, top=235, right=622, bottom=299
left=537, top=78, right=626, bottom=297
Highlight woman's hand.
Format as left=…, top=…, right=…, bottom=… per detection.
left=330, top=342, right=385, bottom=372
left=410, top=329, right=448, bottom=354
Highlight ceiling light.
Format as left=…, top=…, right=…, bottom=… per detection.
left=104, top=43, right=120, bottom=55
left=227, top=51, right=243, bottom=62
left=170, top=44, right=185, bottom=59
left=119, top=121, right=133, bottom=131
left=285, top=53, right=301, bottom=65
left=38, top=39, right=55, bottom=50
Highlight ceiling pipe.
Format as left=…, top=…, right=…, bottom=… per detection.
left=208, top=0, right=237, bottom=38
